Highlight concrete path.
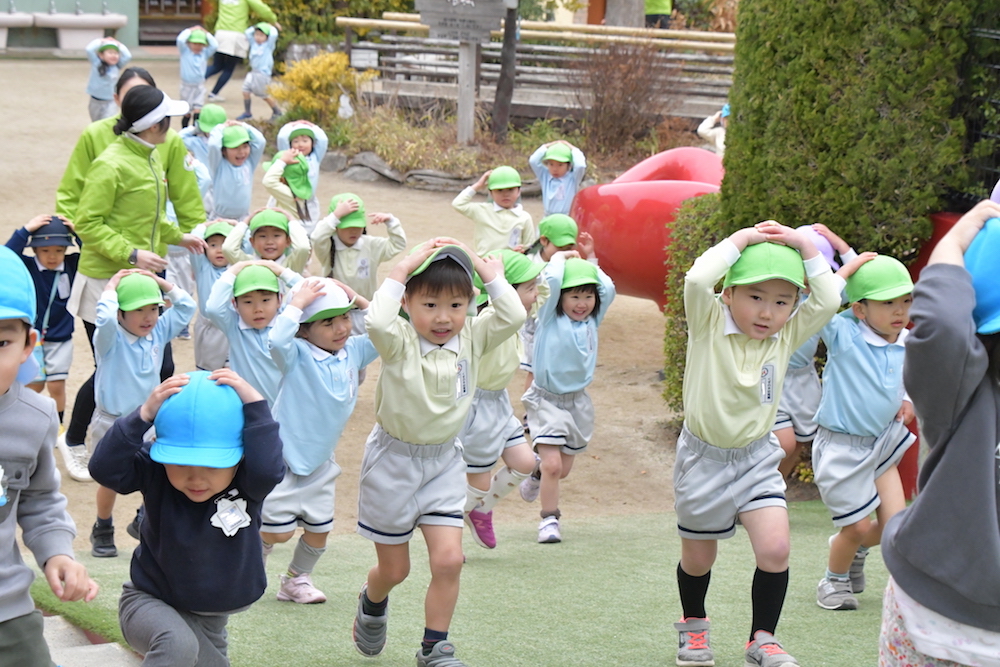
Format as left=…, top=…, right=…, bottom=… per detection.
left=44, top=615, right=142, bottom=667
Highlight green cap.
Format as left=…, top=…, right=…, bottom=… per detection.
left=264, top=152, right=313, bottom=200
left=204, top=222, right=233, bottom=240
left=474, top=249, right=545, bottom=305
left=561, top=257, right=599, bottom=289
left=197, top=104, right=226, bottom=134
left=543, top=143, right=573, bottom=163
left=254, top=22, right=272, bottom=35
left=289, top=127, right=315, bottom=142
left=487, top=166, right=521, bottom=190
left=222, top=125, right=250, bottom=148
left=409, top=244, right=473, bottom=281
left=845, top=255, right=913, bottom=303
left=723, top=242, right=806, bottom=290
left=187, top=29, right=209, bottom=45
left=538, top=214, right=578, bottom=247
left=117, top=274, right=164, bottom=311
left=249, top=209, right=290, bottom=235
left=298, top=279, right=357, bottom=322
left=233, top=265, right=279, bottom=297
left=97, top=40, right=120, bottom=52
left=328, top=193, right=367, bottom=228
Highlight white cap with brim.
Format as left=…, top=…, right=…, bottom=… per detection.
left=296, top=279, right=357, bottom=322
left=130, top=93, right=190, bottom=133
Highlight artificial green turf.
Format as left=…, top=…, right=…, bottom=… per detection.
left=34, top=501, right=884, bottom=666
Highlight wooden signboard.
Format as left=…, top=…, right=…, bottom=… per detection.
left=415, top=0, right=507, bottom=42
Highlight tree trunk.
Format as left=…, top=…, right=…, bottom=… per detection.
left=492, top=5, right=519, bottom=142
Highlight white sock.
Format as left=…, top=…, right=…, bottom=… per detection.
left=464, top=484, right=488, bottom=513
left=479, top=466, right=530, bottom=513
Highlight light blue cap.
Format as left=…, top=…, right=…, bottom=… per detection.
left=966, top=217, right=1000, bottom=334
left=151, top=371, right=245, bottom=469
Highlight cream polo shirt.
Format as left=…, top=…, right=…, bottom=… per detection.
left=366, top=275, right=525, bottom=444
left=222, top=218, right=312, bottom=275
left=682, top=239, right=842, bottom=448
left=309, top=214, right=407, bottom=299
left=451, top=186, right=537, bottom=256
left=475, top=312, right=523, bottom=391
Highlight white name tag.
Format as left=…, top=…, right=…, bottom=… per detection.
left=210, top=495, right=251, bottom=537
left=508, top=228, right=520, bottom=248
left=759, top=363, right=775, bottom=405
left=357, top=258, right=370, bottom=279
left=456, top=359, right=470, bottom=400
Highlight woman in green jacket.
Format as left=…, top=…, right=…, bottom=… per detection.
left=204, top=0, right=279, bottom=101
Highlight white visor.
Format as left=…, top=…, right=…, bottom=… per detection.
left=130, top=94, right=190, bottom=133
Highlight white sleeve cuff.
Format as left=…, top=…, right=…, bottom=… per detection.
left=803, top=254, right=830, bottom=278
left=220, top=271, right=237, bottom=285
left=840, top=248, right=858, bottom=263
left=282, top=305, right=303, bottom=322
left=381, top=278, right=406, bottom=302
left=484, top=275, right=513, bottom=300
left=718, top=238, right=742, bottom=266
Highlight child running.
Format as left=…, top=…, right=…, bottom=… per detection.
left=452, top=167, right=536, bottom=256
left=462, top=249, right=544, bottom=550
left=89, top=270, right=196, bottom=558
left=353, top=239, right=526, bottom=666
left=85, top=37, right=132, bottom=121
left=207, top=120, right=266, bottom=221
left=812, top=253, right=916, bottom=611
left=176, top=26, right=219, bottom=128
left=89, top=369, right=284, bottom=667
left=274, top=120, right=329, bottom=223
left=223, top=208, right=311, bottom=276
left=190, top=220, right=234, bottom=370
left=237, top=22, right=281, bottom=121
left=528, top=140, right=587, bottom=216
left=262, top=278, right=378, bottom=604
left=674, top=221, right=840, bottom=667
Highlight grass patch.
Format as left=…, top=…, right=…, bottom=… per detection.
left=33, top=502, right=883, bottom=665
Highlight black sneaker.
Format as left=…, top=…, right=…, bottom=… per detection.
left=126, top=506, right=144, bottom=540
left=90, top=522, right=117, bottom=558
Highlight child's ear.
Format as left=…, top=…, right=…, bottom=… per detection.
left=400, top=295, right=411, bottom=316
left=20, top=328, right=37, bottom=363
left=851, top=301, right=866, bottom=320
left=721, top=286, right=734, bottom=306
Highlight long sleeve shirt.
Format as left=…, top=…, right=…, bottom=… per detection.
left=366, top=276, right=525, bottom=444
left=528, top=144, right=587, bottom=216
left=177, top=29, right=219, bottom=84
left=474, top=317, right=523, bottom=391
left=532, top=255, right=616, bottom=394
left=244, top=26, right=278, bottom=75
left=190, top=224, right=228, bottom=316
left=5, top=228, right=79, bottom=342
left=221, top=219, right=311, bottom=275
left=178, top=126, right=211, bottom=167
left=89, top=402, right=284, bottom=614
left=697, top=116, right=726, bottom=155
left=94, top=287, right=196, bottom=416
left=269, top=308, right=379, bottom=475
left=207, top=123, right=266, bottom=221
left=451, top=187, right=536, bottom=256
left=682, top=240, right=841, bottom=448
left=85, top=39, right=132, bottom=100
left=310, top=216, right=407, bottom=299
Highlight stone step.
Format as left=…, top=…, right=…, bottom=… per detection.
left=44, top=615, right=142, bottom=667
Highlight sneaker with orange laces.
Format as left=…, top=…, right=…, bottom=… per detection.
left=744, top=630, right=799, bottom=667
left=673, top=617, right=714, bottom=666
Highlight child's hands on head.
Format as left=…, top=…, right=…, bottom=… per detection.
left=255, top=259, right=285, bottom=276
left=553, top=249, right=581, bottom=261
left=106, top=268, right=138, bottom=290
left=577, top=231, right=595, bottom=259
left=369, top=213, right=392, bottom=225
left=473, top=170, right=491, bottom=192
left=25, top=214, right=63, bottom=232
left=228, top=260, right=253, bottom=275
left=836, top=251, right=877, bottom=280
left=942, top=199, right=1000, bottom=254
left=810, top=223, right=851, bottom=255
left=44, top=555, right=99, bottom=603
left=140, top=374, right=191, bottom=422
left=333, top=197, right=360, bottom=220
left=755, top=221, right=820, bottom=260
left=210, top=368, right=264, bottom=404
left=290, top=278, right=325, bottom=310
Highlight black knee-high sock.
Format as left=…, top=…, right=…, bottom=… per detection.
left=750, top=568, right=788, bottom=640
left=677, top=563, right=711, bottom=619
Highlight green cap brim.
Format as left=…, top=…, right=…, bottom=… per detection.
left=204, top=222, right=233, bottom=240
left=409, top=245, right=473, bottom=280
left=304, top=302, right=356, bottom=323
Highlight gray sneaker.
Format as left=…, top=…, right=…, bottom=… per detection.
left=744, top=631, right=799, bottom=667
left=416, top=641, right=467, bottom=667
left=816, top=577, right=858, bottom=610
left=828, top=534, right=867, bottom=593
left=674, top=617, right=714, bottom=666
left=352, top=584, right=387, bottom=656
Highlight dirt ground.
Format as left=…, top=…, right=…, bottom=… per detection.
left=0, top=58, right=677, bottom=556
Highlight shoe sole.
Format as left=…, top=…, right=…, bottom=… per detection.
left=815, top=598, right=858, bottom=610
left=463, top=514, right=495, bottom=549
left=126, top=523, right=140, bottom=540
left=277, top=593, right=326, bottom=604
left=538, top=535, right=561, bottom=544
left=352, top=618, right=386, bottom=656
left=744, top=660, right=798, bottom=667
left=677, top=659, right=715, bottom=667
left=91, top=549, right=117, bottom=558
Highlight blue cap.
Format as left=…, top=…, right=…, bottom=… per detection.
left=28, top=218, right=75, bottom=248
left=966, top=217, right=1000, bottom=334
left=151, top=371, right=245, bottom=468
left=721, top=103, right=731, bottom=118
left=0, top=246, right=36, bottom=324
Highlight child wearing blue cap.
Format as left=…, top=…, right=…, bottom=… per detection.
left=0, top=246, right=99, bottom=667
left=89, top=369, right=284, bottom=667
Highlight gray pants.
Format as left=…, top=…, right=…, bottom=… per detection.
left=119, top=582, right=230, bottom=667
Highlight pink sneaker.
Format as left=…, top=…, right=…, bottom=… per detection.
left=465, top=508, right=497, bottom=549
left=277, top=572, right=327, bottom=604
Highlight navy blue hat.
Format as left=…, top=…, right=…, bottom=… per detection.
left=151, top=371, right=245, bottom=468
left=28, top=218, right=74, bottom=248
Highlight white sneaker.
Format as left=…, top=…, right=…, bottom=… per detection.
left=519, top=474, right=540, bottom=502
left=207, top=92, right=225, bottom=102
left=276, top=572, right=327, bottom=604
left=56, top=433, right=92, bottom=482
left=538, top=516, right=561, bottom=543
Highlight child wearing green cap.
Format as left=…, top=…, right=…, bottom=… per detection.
left=237, top=22, right=281, bottom=121
left=85, top=37, right=132, bottom=121
left=812, top=252, right=917, bottom=612
left=353, top=237, right=526, bottom=666
left=88, top=269, right=196, bottom=559
left=262, top=149, right=318, bottom=230
left=89, top=368, right=284, bottom=667
left=275, top=121, right=329, bottom=222
left=207, top=120, right=266, bottom=221
left=223, top=207, right=312, bottom=275
left=179, top=103, right=227, bottom=166
left=673, top=221, right=841, bottom=667
left=452, top=167, right=536, bottom=256
left=262, top=278, right=378, bottom=604
left=189, top=220, right=236, bottom=370
left=528, top=140, right=587, bottom=217
left=176, top=26, right=219, bottom=128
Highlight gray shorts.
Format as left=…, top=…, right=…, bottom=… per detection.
left=0, top=610, right=52, bottom=667
left=89, top=408, right=154, bottom=449
left=356, top=424, right=466, bottom=545
left=242, top=71, right=271, bottom=98
left=180, top=81, right=206, bottom=109
left=519, top=316, right=537, bottom=371
left=522, top=383, right=593, bottom=454
left=772, top=364, right=821, bottom=442
left=261, top=459, right=340, bottom=534
left=459, top=387, right=527, bottom=472
left=31, top=339, right=73, bottom=382
left=673, top=425, right=786, bottom=540
left=119, top=581, right=230, bottom=667
left=88, top=97, right=117, bottom=122
left=812, top=421, right=916, bottom=527
left=194, top=315, right=229, bottom=371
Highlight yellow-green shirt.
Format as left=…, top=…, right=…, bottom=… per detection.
left=476, top=314, right=523, bottom=391
left=366, top=277, right=526, bottom=444
left=451, top=186, right=536, bottom=256
left=682, top=240, right=842, bottom=448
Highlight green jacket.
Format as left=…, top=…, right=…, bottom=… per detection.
left=55, top=117, right=205, bottom=234
left=215, top=0, right=276, bottom=33
left=73, top=135, right=183, bottom=279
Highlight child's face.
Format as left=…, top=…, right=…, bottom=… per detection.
left=34, top=245, right=67, bottom=271
left=99, top=48, right=121, bottom=66
left=403, top=287, right=470, bottom=346
left=118, top=304, right=160, bottom=337
left=302, top=313, right=353, bottom=353
left=560, top=287, right=596, bottom=322
left=0, top=320, right=33, bottom=396
left=223, top=142, right=252, bottom=167
left=515, top=279, right=539, bottom=313
left=290, top=135, right=314, bottom=154
left=206, top=235, right=229, bottom=268
left=490, top=186, right=520, bottom=210
left=544, top=160, right=571, bottom=178
left=187, top=41, right=205, bottom=55
left=251, top=227, right=290, bottom=261
left=234, top=290, right=279, bottom=329
left=539, top=237, right=575, bottom=262
left=852, top=294, right=913, bottom=343
left=721, top=279, right=798, bottom=340
left=253, top=29, right=267, bottom=44
left=336, top=226, right=364, bottom=247
left=164, top=463, right=238, bottom=503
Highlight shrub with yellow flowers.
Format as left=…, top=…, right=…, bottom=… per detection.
left=269, top=52, right=376, bottom=127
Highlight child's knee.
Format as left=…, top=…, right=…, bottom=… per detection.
left=429, top=547, right=464, bottom=580
left=376, top=557, right=411, bottom=587
left=839, top=519, right=870, bottom=542
left=754, top=536, right=790, bottom=569
left=539, top=455, right=562, bottom=477
left=261, top=530, right=294, bottom=544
